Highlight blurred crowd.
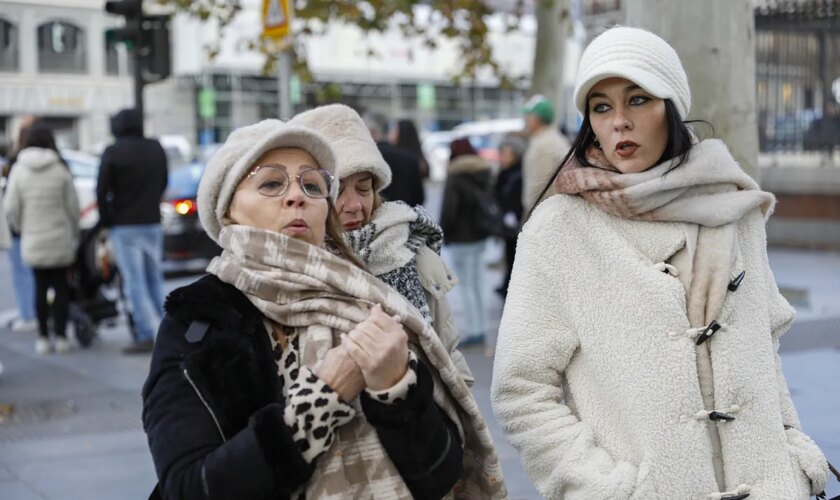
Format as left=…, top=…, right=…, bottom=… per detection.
left=0, top=95, right=572, bottom=359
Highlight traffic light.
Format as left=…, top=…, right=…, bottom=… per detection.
left=140, top=15, right=171, bottom=82
left=105, top=0, right=142, bottom=47
left=104, top=0, right=170, bottom=82
left=104, top=0, right=171, bottom=125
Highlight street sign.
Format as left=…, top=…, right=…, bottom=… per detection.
left=290, top=75, right=301, bottom=105
left=417, top=83, right=437, bottom=110
left=262, top=0, right=291, bottom=40
left=198, top=88, right=216, bottom=119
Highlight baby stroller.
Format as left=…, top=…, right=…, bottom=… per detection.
left=68, top=222, right=134, bottom=348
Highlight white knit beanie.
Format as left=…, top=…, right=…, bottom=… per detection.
left=574, top=27, right=691, bottom=119
left=290, top=104, right=393, bottom=191
left=196, top=119, right=338, bottom=244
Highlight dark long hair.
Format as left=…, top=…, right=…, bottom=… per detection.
left=21, top=124, right=60, bottom=153
left=19, top=123, right=68, bottom=168
left=528, top=99, right=701, bottom=220
left=395, top=120, right=423, bottom=155
left=8, top=118, right=43, bottom=170
left=395, top=119, right=429, bottom=177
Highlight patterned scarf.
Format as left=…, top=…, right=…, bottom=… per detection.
left=553, top=139, right=775, bottom=327
left=207, top=225, right=508, bottom=499
left=344, top=202, right=443, bottom=324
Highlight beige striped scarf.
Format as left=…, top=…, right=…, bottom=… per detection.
left=207, top=225, right=508, bottom=499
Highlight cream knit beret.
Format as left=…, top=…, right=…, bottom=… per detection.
left=290, top=104, right=393, bottom=191
left=197, top=119, right=338, bottom=243
left=574, top=27, right=691, bottom=119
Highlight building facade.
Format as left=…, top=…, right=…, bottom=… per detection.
left=143, top=1, right=536, bottom=147
left=0, top=0, right=134, bottom=152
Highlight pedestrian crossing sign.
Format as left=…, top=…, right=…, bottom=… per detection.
left=262, top=0, right=291, bottom=40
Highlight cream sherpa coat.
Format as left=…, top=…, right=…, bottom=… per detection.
left=491, top=194, right=826, bottom=499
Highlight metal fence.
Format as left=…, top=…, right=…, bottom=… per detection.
left=756, top=2, right=840, bottom=154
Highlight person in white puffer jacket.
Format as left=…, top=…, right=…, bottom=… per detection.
left=4, top=125, right=80, bottom=355
left=491, top=27, right=829, bottom=499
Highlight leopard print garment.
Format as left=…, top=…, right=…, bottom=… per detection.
left=208, top=225, right=509, bottom=499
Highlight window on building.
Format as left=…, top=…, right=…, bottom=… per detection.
left=37, top=21, right=87, bottom=74
left=105, top=33, right=133, bottom=76
left=0, top=18, right=18, bottom=71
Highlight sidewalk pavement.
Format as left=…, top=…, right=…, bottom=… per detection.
left=0, top=244, right=838, bottom=499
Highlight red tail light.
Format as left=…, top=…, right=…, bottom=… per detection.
left=171, top=199, right=197, bottom=216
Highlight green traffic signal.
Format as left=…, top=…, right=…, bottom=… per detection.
left=105, top=27, right=136, bottom=48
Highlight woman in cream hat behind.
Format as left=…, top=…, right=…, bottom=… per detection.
left=291, top=104, right=475, bottom=387
left=492, top=26, right=829, bottom=499
left=142, top=118, right=506, bottom=499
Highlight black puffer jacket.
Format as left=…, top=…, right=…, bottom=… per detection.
left=378, top=141, right=425, bottom=207
left=96, top=109, right=168, bottom=227
left=494, top=160, right=523, bottom=223
left=142, top=274, right=462, bottom=500
left=440, top=155, right=493, bottom=243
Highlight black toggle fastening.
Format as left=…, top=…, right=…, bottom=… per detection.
left=709, top=411, right=736, bottom=422
left=728, top=270, right=746, bottom=292
left=721, top=494, right=749, bottom=500
left=696, top=320, right=722, bottom=345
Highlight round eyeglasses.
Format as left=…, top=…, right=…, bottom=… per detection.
left=247, top=164, right=334, bottom=199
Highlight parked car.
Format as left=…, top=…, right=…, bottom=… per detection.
left=421, top=130, right=459, bottom=182
left=159, top=134, right=194, bottom=168
left=160, top=160, right=221, bottom=274
left=63, top=149, right=101, bottom=230
left=421, top=119, right=526, bottom=182
left=453, top=118, right=525, bottom=165
left=62, top=148, right=219, bottom=274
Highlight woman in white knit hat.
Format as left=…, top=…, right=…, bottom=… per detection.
left=142, top=119, right=507, bottom=500
left=492, top=26, right=829, bottom=499
left=291, top=104, right=475, bottom=386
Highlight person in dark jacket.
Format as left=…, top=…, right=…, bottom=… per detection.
left=364, top=111, right=425, bottom=206
left=143, top=119, right=507, bottom=500
left=493, top=137, right=525, bottom=298
left=439, top=138, right=492, bottom=346
left=96, top=108, right=168, bottom=354
left=391, top=118, right=430, bottom=179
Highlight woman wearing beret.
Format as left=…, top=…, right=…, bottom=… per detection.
left=142, top=119, right=506, bottom=499
left=492, top=27, right=828, bottom=499
left=290, top=104, right=474, bottom=386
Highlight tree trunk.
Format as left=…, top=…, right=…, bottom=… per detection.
left=623, top=0, right=760, bottom=179
left=531, top=0, right=571, bottom=123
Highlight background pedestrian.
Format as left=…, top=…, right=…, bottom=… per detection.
left=391, top=118, right=430, bottom=178
left=96, top=108, right=168, bottom=354
left=2, top=116, right=39, bottom=332
left=494, top=136, right=525, bottom=298
left=440, top=138, right=492, bottom=346
left=4, top=124, right=79, bottom=355
left=363, top=111, right=425, bottom=206
left=521, top=95, right=570, bottom=212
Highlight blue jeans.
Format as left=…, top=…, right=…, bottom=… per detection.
left=110, top=225, right=165, bottom=343
left=9, top=237, right=36, bottom=321
left=447, top=240, right=488, bottom=340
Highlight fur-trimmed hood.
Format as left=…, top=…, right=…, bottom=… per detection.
left=448, top=154, right=491, bottom=175
left=15, top=147, right=62, bottom=171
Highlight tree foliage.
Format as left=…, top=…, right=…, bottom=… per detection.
left=153, top=0, right=529, bottom=88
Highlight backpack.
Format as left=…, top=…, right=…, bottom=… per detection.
left=464, top=182, right=519, bottom=240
